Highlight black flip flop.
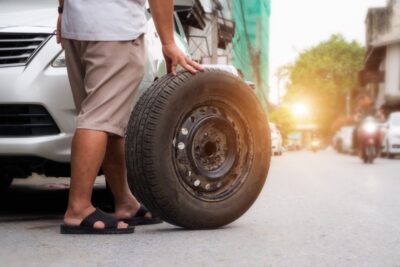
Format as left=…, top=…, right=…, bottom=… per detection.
left=60, top=208, right=135, bottom=235
left=121, top=204, right=163, bottom=226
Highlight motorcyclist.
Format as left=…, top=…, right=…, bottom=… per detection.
left=352, top=93, right=381, bottom=155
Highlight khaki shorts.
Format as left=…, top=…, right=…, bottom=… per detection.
left=64, top=35, right=145, bottom=137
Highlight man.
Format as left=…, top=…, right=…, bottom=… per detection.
left=57, top=0, right=203, bottom=234
left=352, top=93, right=380, bottom=154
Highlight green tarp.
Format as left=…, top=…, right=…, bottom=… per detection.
left=232, top=0, right=271, bottom=110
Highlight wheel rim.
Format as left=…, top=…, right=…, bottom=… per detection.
left=172, top=102, right=253, bottom=202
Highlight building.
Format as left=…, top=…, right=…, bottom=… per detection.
left=361, top=0, right=400, bottom=113
left=175, top=0, right=234, bottom=64
left=176, top=0, right=271, bottom=110
left=232, top=0, right=271, bottom=109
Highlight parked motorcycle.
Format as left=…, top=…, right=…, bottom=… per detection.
left=357, top=117, right=380, bottom=164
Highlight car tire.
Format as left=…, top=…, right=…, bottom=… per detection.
left=386, top=141, right=394, bottom=159
left=0, top=173, right=13, bottom=191
left=125, top=70, right=271, bottom=229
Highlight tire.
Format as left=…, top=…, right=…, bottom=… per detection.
left=125, top=70, right=271, bottom=229
left=366, top=144, right=376, bottom=164
left=386, top=141, right=395, bottom=159
left=337, top=140, right=343, bottom=153
left=0, top=174, right=13, bottom=191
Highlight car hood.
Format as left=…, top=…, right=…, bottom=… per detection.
left=0, top=1, right=57, bottom=33
left=389, top=126, right=400, bottom=134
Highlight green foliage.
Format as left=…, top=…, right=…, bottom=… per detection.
left=269, top=106, right=295, bottom=142
left=284, top=34, right=365, bottom=135
left=232, top=0, right=270, bottom=110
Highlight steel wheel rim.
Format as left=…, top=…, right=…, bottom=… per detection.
left=172, top=101, right=253, bottom=202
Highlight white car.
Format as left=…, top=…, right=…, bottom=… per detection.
left=334, top=126, right=355, bottom=154
left=269, top=123, right=283, bottom=156
left=0, top=0, right=189, bottom=189
left=382, top=112, right=400, bottom=158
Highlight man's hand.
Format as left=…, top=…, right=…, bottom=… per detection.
left=162, top=43, right=203, bottom=75
left=148, top=0, right=203, bottom=75
left=56, top=14, right=63, bottom=48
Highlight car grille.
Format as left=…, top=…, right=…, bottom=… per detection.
left=0, top=105, right=60, bottom=137
left=0, top=33, right=51, bottom=67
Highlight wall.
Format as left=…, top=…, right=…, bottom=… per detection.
left=385, top=44, right=400, bottom=103
left=185, top=0, right=233, bottom=64
left=367, top=2, right=400, bottom=47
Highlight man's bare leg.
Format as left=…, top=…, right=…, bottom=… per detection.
left=64, top=129, right=128, bottom=229
left=102, top=135, right=151, bottom=219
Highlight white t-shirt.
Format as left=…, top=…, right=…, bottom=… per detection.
left=62, top=0, right=147, bottom=41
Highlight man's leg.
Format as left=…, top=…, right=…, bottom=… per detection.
left=101, top=135, right=151, bottom=220
left=64, top=129, right=128, bottom=229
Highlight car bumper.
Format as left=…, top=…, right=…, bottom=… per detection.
left=271, top=140, right=281, bottom=153
left=0, top=134, right=72, bottom=162
left=0, top=35, right=75, bottom=162
left=389, top=142, right=400, bottom=154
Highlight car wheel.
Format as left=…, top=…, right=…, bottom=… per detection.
left=386, top=141, right=394, bottom=159
left=0, top=173, right=13, bottom=191
left=125, top=70, right=271, bottom=229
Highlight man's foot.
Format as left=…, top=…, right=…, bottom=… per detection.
left=119, top=204, right=163, bottom=226
left=64, top=205, right=129, bottom=230
left=61, top=208, right=134, bottom=235
left=115, top=202, right=162, bottom=226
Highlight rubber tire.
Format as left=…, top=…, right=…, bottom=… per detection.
left=125, top=70, right=271, bottom=229
left=0, top=175, right=13, bottom=192
left=385, top=141, right=395, bottom=159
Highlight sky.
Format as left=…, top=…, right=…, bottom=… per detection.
left=269, top=0, right=387, bottom=101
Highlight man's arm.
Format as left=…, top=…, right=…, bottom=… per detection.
left=148, top=0, right=203, bottom=75
left=56, top=0, right=64, bottom=46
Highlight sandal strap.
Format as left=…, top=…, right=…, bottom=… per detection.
left=80, top=208, right=118, bottom=229
left=135, top=205, right=149, bottom=218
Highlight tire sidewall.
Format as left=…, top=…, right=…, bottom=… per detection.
left=146, top=72, right=270, bottom=228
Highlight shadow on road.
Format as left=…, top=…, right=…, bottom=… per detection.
left=0, top=177, right=112, bottom=222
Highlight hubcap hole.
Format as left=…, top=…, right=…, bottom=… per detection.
left=204, top=141, right=217, bottom=156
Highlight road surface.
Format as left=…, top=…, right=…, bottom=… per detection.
left=1, top=150, right=400, bottom=267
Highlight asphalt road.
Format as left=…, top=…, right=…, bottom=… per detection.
left=1, top=150, right=400, bottom=267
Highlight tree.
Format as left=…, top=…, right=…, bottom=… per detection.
left=284, top=34, right=365, bottom=136
left=269, top=105, right=295, bottom=143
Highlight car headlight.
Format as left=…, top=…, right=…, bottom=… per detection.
left=363, top=122, right=378, bottom=134
left=52, top=50, right=66, bottom=68
left=311, top=140, right=320, bottom=146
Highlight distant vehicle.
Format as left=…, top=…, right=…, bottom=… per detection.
left=382, top=112, right=400, bottom=158
left=286, top=140, right=301, bottom=151
left=310, top=139, right=321, bottom=152
left=334, top=126, right=355, bottom=154
left=269, top=123, right=283, bottom=156
left=357, top=117, right=380, bottom=164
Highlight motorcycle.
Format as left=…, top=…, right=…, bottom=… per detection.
left=311, top=139, right=321, bottom=152
left=357, top=117, right=380, bottom=164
